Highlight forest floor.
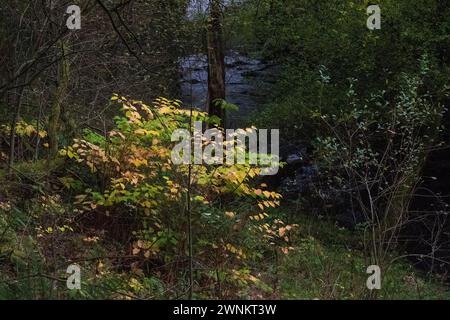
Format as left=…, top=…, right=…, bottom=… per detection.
left=261, top=206, right=450, bottom=300
left=1, top=167, right=450, bottom=299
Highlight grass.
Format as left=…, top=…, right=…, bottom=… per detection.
left=274, top=210, right=450, bottom=300
left=1, top=165, right=449, bottom=299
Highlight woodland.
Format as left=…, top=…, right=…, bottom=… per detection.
left=0, top=0, right=449, bottom=300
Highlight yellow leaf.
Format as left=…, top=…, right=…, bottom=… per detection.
left=134, top=128, right=147, bottom=136
left=25, top=125, right=35, bottom=136
left=225, top=211, right=235, bottom=219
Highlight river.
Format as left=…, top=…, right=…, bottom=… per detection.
left=179, top=51, right=278, bottom=128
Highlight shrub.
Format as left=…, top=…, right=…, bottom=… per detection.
left=60, top=95, right=297, bottom=298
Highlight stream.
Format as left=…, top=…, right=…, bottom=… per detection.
left=179, top=51, right=278, bottom=128
left=178, top=51, right=321, bottom=203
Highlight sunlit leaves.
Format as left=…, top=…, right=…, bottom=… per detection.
left=61, top=94, right=296, bottom=277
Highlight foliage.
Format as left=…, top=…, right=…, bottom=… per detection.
left=311, top=63, right=445, bottom=265
left=1, top=0, right=450, bottom=300
left=241, top=0, right=449, bottom=143
left=58, top=95, right=296, bottom=298
left=0, top=120, right=48, bottom=162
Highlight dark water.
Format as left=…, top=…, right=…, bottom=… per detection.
left=179, top=51, right=278, bottom=128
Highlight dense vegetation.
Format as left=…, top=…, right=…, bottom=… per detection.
left=0, top=0, right=449, bottom=300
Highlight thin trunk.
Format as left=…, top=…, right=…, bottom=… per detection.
left=48, top=41, right=70, bottom=158
left=206, top=0, right=226, bottom=128
left=8, top=85, right=26, bottom=173
left=187, top=94, right=194, bottom=299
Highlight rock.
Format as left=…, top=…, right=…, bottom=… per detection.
left=286, top=153, right=303, bottom=165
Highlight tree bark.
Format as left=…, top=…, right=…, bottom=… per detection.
left=48, top=41, right=70, bottom=158
left=206, top=0, right=226, bottom=128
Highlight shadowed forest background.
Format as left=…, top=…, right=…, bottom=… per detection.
left=0, top=0, right=449, bottom=300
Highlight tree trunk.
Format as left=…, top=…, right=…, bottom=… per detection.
left=8, top=84, right=26, bottom=173
left=206, top=0, right=226, bottom=128
left=48, top=41, right=70, bottom=158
